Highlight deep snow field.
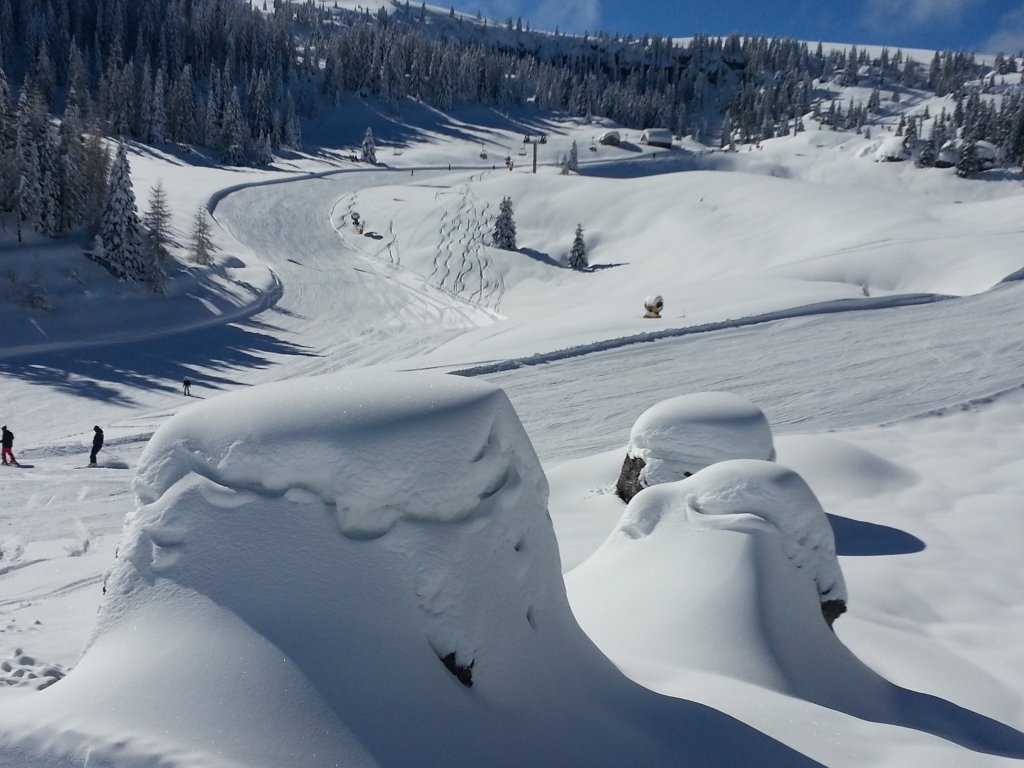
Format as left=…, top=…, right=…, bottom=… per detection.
left=1, top=70, right=1024, bottom=767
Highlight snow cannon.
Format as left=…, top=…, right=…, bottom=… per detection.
left=643, top=295, right=664, bottom=318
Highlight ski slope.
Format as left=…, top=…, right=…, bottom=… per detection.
left=2, top=104, right=1024, bottom=766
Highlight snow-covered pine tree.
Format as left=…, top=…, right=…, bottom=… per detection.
left=568, top=223, right=587, bottom=270
left=568, top=140, right=579, bottom=172
left=361, top=127, right=377, bottom=163
left=492, top=196, right=516, bottom=250
left=143, top=180, right=173, bottom=276
left=190, top=207, right=215, bottom=266
left=57, top=93, right=89, bottom=233
left=559, top=153, right=570, bottom=175
left=917, top=138, right=936, bottom=168
left=95, top=142, right=150, bottom=285
left=82, top=132, right=111, bottom=232
left=955, top=139, right=981, bottom=178
left=0, top=67, right=15, bottom=211
left=14, top=86, right=45, bottom=240
left=150, top=68, right=168, bottom=144
left=283, top=94, right=302, bottom=149
left=902, top=117, right=917, bottom=154
left=254, top=131, right=274, bottom=165
left=38, top=124, right=61, bottom=237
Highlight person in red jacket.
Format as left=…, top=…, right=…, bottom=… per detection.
left=1, top=425, right=15, bottom=465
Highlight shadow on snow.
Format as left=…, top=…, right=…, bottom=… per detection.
left=0, top=317, right=318, bottom=406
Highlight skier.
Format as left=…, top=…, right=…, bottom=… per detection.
left=183, top=377, right=192, bottom=396
left=1, top=425, right=15, bottom=465
left=89, top=426, right=104, bottom=467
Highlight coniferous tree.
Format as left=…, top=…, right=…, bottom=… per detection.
left=567, top=140, right=579, bottom=172
left=917, top=138, right=936, bottom=167
left=150, top=68, right=168, bottom=144
left=492, top=196, right=516, bottom=250
left=955, top=139, right=981, bottom=178
left=38, top=124, right=61, bottom=237
left=254, top=131, right=274, bottom=165
left=190, top=207, right=215, bottom=266
left=361, top=127, right=377, bottom=163
left=94, top=142, right=148, bottom=284
left=283, top=94, right=302, bottom=150
left=82, top=132, right=112, bottom=232
left=57, top=93, right=89, bottom=233
left=14, top=87, right=44, bottom=242
left=568, top=223, right=587, bottom=270
left=143, top=180, right=174, bottom=273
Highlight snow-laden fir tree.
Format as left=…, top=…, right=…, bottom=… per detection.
left=568, top=140, right=579, bottom=172
left=56, top=93, right=89, bottom=233
left=955, top=139, right=981, bottom=178
left=150, top=68, right=168, bottom=144
left=568, top=223, right=587, bottom=270
left=95, top=142, right=154, bottom=286
left=492, top=196, right=516, bottom=250
left=361, top=127, right=377, bottom=164
left=143, top=181, right=173, bottom=279
left=190, top=207, right=215, bottom=266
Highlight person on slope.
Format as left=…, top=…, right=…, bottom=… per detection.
left=1, top=426, right=15, bottom=465
left=89, top=426, right=104, bottom=467
left=183, top=377, right=192, bottom=396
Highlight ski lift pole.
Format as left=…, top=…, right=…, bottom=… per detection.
left=522, top=133, right=545, bottom=174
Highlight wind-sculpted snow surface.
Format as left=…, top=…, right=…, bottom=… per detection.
left=0, top=372, right=819, bottom=768
left=620, top=460, right=846, bottom=604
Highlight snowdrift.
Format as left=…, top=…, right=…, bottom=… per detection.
left=569, top=459, right=860, bottom=703
left=0, top=372, right=817, bottom=767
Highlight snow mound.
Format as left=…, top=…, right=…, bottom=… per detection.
left=570, top=460, right=859, bottom=699
left=775, top=434, right=917, bottom=500
left=132, top=371, right=541, bottom=539
left=616, top=460, right=846, bottom=604
left=1, top=372, right=816, bottom=767
left=625, top=392, right=775, bottom=488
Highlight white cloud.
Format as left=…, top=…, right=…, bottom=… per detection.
left=983, top=4, right=1024, bottom=53
left=862, top=0, right=984, bottom=29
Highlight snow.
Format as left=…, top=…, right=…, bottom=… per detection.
left=624, top=391, right=775, bottom=486
left=0, top=372, right=820, bottom=767
left=3, top=72, right=1024, bottom=766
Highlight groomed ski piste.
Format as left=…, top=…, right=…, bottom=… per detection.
left=1, top=64, right=1024, bottom=767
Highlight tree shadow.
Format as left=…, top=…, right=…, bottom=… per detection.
left=517, top=247, right=561, bottom=268
left=0, top=318, right=319, bottom=406
left=826, top=513, right=925, bottom=556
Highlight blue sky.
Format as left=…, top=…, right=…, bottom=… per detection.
left=469, top=0, right=1024, bottom=54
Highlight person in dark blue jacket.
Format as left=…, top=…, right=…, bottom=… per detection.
left=89, top=426, right=104, bottom=467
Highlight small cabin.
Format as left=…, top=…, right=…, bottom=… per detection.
left=640, top=128, right=673, bottom=149
left=598, top=130, right=621, bottom=146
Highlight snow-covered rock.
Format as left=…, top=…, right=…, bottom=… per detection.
left=570, top=459, right=853, bottom=697
left=616, top=392, right=775, bottom=502
left=0, top=372, right=815, bottom=768
left=874, top=135, right=909, bottom=162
